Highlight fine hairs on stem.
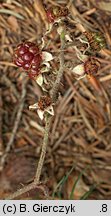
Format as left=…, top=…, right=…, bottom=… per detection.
left=34, top=30, right=65, bottom=184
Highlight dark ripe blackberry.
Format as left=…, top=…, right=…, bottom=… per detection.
left=13, top=58, right=23, bottom=67
left=23, top=62, right=31, bottom=70
left=13, top=56, right=24, bottom=67
left=13, top=41, right=42, bottom=78
left=31, top=54, right=42, bottom=68
left=17, top=44, right=28, bottom=56
left=29, top=46, right=40, bottom=54
left=24, top=41, right=35, bottom=48
left=28, top=68, right=40, bottom=79
left=22, top=52, right=34, bottom=62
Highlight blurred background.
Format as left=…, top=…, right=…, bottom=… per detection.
left=0, top=0, right=111, bottom=199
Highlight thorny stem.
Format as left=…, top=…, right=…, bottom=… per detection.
left=6, top=27, right=65, bottom=200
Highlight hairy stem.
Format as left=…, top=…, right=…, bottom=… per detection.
left=34, top=114, right=52, bottom=184
left=34, top=29, right=65, bottom=184
left=51, top=31, right=65, bottom=102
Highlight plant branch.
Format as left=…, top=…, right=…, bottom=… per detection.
left=6, top=181, right=50, bottom=200
left=34, top=28, right=66, bottom=184
left=6, top=27, right=66, bottom=200
left=6, top=183, right=35, bottom=200
left=34, top=113, right=52, bottom=184
left=51, top=31, right=65, bottom=102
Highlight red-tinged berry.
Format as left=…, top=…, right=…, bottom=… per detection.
left=13, top=41, right=42, bottom=79
left=13, top=58, right=24, bottom=67
left=17, top=45, right=28, bottom=56
left=22, top=52, right=34, bottom=62
left=24, top=41, right=35, bottom=48
left=23, top=62, right=31, bottom=70
left=28, top=68, right=40, bottom=79
left=17, top=43, right=23, bottom=49
left=31, top=54, right=42, bottom=67
left=13, top=56, right=24, bottom=65
left=29, top=46, right=40, bottom=55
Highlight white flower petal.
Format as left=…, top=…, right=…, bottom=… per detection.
left=29, top=103, right=38, bottom=110
left=37, top=109, right=44, bottom=120
left=72, top=64, right=85, bottom=76
left=36, top=74, right=43, bottom=86
left=45, top=105, right=54, bottom=116
left=42, top=51, right=53, bottom=62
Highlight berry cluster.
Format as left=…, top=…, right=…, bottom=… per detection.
left=13, top=41, right=42, bottom=79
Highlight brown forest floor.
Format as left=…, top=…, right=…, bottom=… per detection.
left=0, top=0, right=111, bottom=199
